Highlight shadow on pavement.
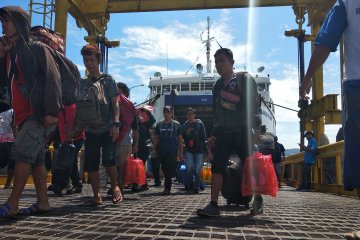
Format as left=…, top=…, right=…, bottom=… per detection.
left=181, top=214, right=275, bottom=229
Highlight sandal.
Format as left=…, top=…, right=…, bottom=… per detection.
left=0, top=203, right=18, bottom=219
left=18, top=203, right=49, bottom=216
left=79, top=199, right=102, bottom=207
left=345, top=231, right=360, bottom=240
left=112, top=188, right=123, bottom=205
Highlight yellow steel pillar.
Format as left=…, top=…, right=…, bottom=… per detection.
left=335, top=155, right=343, bottom=185
left=55, top=0, right=69, bottom=48
left=311, top=22, right=325, bottom=141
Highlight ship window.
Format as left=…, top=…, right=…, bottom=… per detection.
left=258, top=83, right=265, bottom=91
left=205, top=82, right=214, bottom=91
left=156, top=86, right=161, bottom=94
left=152, top=86, right=157, bottom=94
left=191, top=83, right=200, bottom=91
left=163, top=85, right=170, bottom=92
left=171, top=84, right=179, bottom=90
left=181, top=83, right=189, bottom=91
left=199, top=82, right=204, bottom=90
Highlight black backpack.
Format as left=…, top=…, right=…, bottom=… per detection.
left=76, top=74, right=111, bottom=128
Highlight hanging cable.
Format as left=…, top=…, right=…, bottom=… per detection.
left=98, top=37, right=109, bottom=74
left=262, top=100, right=298, bottom=112
left=298, top=31, right=305, bottom=87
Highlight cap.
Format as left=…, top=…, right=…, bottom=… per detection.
left=163, top=106, right=172, bottom=112
left=303, top=131, right=313, bottom=138
left=185, top=107, right=196, bottom=113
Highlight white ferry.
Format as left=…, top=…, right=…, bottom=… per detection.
left=148, top=72, right=276, bottom=135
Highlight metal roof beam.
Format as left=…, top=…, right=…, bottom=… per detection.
left=107, top=0, right=329, bottom=13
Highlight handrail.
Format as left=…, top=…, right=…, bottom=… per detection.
left=282, top=141, right=357, bottom=197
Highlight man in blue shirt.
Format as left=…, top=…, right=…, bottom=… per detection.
left=297, top=131, right=317, bottom=191
left=300, top=0, right=360, bottom=199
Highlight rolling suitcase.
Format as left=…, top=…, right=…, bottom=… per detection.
left=221, top=157, right=253, bottom=208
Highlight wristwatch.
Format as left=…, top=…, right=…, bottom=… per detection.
left=113, top=121, right=121, bottom=128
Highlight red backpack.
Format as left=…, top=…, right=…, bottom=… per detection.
left=30, top=26, right=65, bottom=55
left=29, top=26, right=80, bottom=106
left=118, top=95, right=136, bottom=143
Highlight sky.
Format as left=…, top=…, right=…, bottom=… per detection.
left=1, top=0, right=342, bottom=149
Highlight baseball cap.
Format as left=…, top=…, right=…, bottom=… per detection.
left=163, top=106, right=172, bottom=112
left=303, top=131, right=313, bottom=138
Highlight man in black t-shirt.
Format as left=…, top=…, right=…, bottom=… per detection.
left=154, top=106, right=183, bottom=195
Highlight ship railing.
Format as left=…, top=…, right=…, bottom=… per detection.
left=282, top=140, right=357, bottom=197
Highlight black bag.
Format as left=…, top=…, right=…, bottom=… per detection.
left=44, top=149, right=52, bottom=171
left=221, top=158, right=253, bottom=206
left=55, top=142, right=76, bottom=170
left=0, top=144, right=9, bottom=169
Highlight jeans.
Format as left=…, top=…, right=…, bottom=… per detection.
left=185, top=152, right=204, bottom=190
left=301, top=163, right=313, bottom=189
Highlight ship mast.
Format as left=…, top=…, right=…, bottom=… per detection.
left=203, top=16, right=214, bottom=74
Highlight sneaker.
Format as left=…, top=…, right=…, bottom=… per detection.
left=250, top=198, right=263, bottom=215
left=131, top=184, right=139, bottom=193
left=154, top=182, right=161, bottom=187
left=50, top=184, right=62, bottom=197
left=162, top=189, right=171, bottom=195
left=73, top=185, right=83, bottom=193
left=47, top=184, right=55, bottom=192
left=197, top=204, right=220, bottom=217
left=140, top=184, right=149, bottom=191
left=66, top=185, right=82, bottom=195
left=193, top=189, right=200, bottom=194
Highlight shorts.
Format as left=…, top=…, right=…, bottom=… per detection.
left=0, top=142, right=14, bottom=170
left=11, top=117, right=45, bottom=166
left=212, top=129, right=253, bottom=174
left=84, top=131, right=116, bottom=172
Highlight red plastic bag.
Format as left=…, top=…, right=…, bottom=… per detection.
left=124, top=156, right=146, bottom=186
left=242, top=152, right=278, bottom=197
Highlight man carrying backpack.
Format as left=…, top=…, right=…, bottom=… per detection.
left=0, top=6, right=62, bottom=217
left=182, top=107, right=206, bottom=194
left=76, top=44, right=122, bottom=206
left=197, top=48, right=262, bottom=217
